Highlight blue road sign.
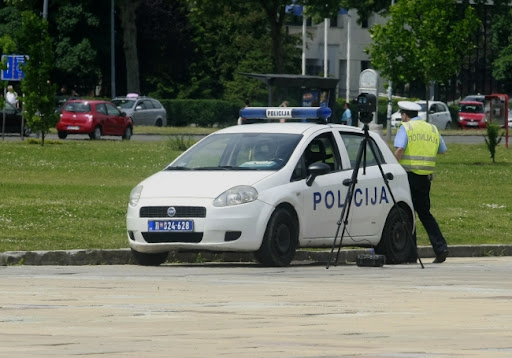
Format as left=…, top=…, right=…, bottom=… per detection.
left=1, top=55, right=27, bottom=81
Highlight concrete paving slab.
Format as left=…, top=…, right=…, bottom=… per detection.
left=1, top=257, right=512, bottom=357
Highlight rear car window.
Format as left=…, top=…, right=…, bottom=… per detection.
left=63, top=102, right=91, bottom=113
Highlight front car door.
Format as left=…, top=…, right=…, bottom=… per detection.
left=104, top=103, right=125, bottom=135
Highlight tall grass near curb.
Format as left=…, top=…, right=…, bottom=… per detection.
left=0, top=138, right=510, bottom=252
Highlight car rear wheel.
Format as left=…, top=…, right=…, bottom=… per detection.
left=155, top=118, right=163, bottom=127
left=89, top=126, right=101, bottom=140
left=255, top=208, right=298, bottom=267
left=445, top=121, right=452, bottom=130
left=375, top=205, right=414, bottom=264
left=122, top=126, right=132, bottom=140
left=58, top=131, right=67, bottom=139
left=130, top=249, right=168, bottom=266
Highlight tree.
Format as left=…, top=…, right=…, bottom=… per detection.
left=117, top=0, right=142, bottom=94
left=51, top=1, right=102, bottom=96
left=366, top=0, right=480, bottom=99
left=186, top=0, right=300, bottom=103
left=16, top=11, right=57, bottom=146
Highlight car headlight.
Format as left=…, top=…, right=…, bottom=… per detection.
left=213, top=186, right=258, bottom=207
left=129, top=185, right=143, bottom=207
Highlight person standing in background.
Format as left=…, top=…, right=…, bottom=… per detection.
left=341, top=102, right=352, bottom=126
left=6, top=85, right=19, bottom=109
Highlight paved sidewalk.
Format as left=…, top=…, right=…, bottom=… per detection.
left=1, top=244, right=511, bottom=266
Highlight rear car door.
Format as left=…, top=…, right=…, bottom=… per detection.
left=335, top=132, right=392, bottom=238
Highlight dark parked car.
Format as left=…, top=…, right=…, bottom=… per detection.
left=56, top=99, right=133, bottom=140
left=0, top=101, right=31, bottom=137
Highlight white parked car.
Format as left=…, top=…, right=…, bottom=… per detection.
left=126, top=107, right=415, bottom=267
left=391, top=100, right=453, bottom=129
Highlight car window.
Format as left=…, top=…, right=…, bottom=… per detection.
left=63, top=102, right=91, bottom=113
left=143, top=100, right=154, bottom=109
left=112, top=99, right=135, bottom=109
left=105, top=103, right=121, bottom=116
left=151, top=100, right=162, bottom=109
left=96, top=103, right=107, bottom=114
left=291, top=132, right=341, bottom=181
left=460, top=103, right=484, bottom=113
left=339, top=132, right=385, bottom=168
left=168, top=133, right=302, bottom=171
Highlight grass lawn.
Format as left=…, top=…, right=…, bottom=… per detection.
left=0, top=135, right=511, bottom=252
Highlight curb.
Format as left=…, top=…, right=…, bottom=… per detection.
left=1, top=245, right=511, bottom=266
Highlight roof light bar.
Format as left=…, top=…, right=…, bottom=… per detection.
left=240, top=107, right=332, bottom=121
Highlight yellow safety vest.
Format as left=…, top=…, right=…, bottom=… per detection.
left=400, top=120, right=440, bottom=175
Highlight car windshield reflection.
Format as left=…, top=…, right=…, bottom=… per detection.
left=167, top=133, right=302, bottom=171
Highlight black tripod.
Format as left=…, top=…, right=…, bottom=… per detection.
left=326, top=122, right=424, bottom=269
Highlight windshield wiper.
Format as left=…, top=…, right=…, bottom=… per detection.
left=165, top=166, right=191, bottom=170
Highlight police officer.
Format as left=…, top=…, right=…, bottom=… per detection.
left=394, top=101, right=449, bottom=264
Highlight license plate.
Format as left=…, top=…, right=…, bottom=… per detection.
left=67, top=125, right=80, bottom=130
left=148, top=220, right=194, bottom=232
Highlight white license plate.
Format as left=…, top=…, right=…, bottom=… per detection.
left=148, top=220, right=194, bottom=232
left=67, top=126, right=80, bottom=130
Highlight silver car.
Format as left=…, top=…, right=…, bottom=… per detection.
left=391, top=100, right=452, bottom=129
left=112, top=95, right=167, bottom=127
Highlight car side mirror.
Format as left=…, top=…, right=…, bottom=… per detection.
left=306, top=162, right=331, bottom=186
left=135, top=105, right=142, bottom=111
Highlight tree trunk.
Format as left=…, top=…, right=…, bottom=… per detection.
left=117, top=0, right=141, bottom=94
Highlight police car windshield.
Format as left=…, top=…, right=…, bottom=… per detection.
left=167, top=133, right=302, bottom=171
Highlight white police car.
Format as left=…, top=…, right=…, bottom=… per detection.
left=126, top=107, right=415, bottom=266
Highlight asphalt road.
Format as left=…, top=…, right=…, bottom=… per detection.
left=1, top=257, right=512, bottom=357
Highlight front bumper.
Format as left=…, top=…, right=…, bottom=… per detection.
left=126, top=197, right=274, bottom=254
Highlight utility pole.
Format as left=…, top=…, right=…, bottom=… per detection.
left=42, top=0, right=48, bottom=19
left=111, top=0, right=116, bottom=98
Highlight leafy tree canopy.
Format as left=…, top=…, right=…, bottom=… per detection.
left=367, top=0, right=480, bottom=89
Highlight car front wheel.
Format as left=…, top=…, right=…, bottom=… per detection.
left=375, top=205, right=414, bottom=264
left=130, top=249, right=168, bottom=266
left=255, top=208, right=298, bottom=267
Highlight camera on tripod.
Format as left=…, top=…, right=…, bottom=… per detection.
left=356, top=93, right=377, bottom=124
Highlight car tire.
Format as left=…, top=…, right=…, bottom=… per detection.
left=375, top=205, right=414, bottom=264
left=58, top=131, right=67, bottom=139
left=130, top=249, right=168, bottom=266
left=255, top=208, right=298, bottom=267
left=90, top=127, right=101, bottom=140
left=122, top=126, right=132, bottom=140
left=445, top=121, right=452, bottom=130
left=155, top=118, right=163, bottom=127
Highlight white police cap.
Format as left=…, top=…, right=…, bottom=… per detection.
left=398, top=101, right=421, bottom=111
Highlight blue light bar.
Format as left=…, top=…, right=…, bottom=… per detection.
left=240, top=107, right=332, bottom=121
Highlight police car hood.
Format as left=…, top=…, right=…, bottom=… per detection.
left=139, top=170, right=275, bottom=198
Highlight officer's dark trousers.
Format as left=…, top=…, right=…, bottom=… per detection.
left=407, top=172, right=448, bottom=255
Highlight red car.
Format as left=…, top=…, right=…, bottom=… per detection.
left=56, top=100, right=133, bottom=140
left=458, top=100, right=487, bottom=129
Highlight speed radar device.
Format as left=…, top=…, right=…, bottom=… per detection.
left=356, top=93, right=377, bottom=124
